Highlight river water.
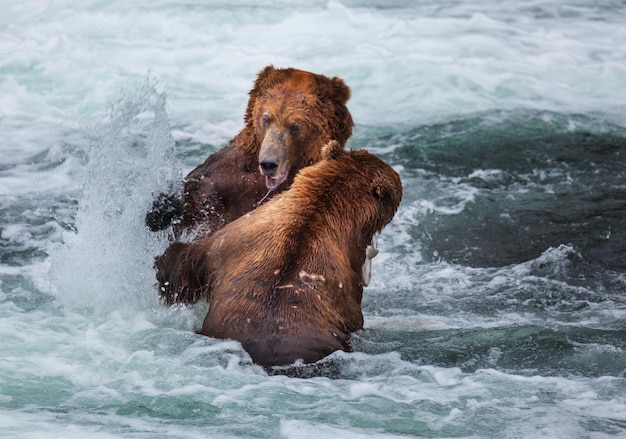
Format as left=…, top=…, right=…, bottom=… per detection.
left=1, top=1, right=625, bottom=438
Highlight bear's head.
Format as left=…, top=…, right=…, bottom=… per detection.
left=245, top=65, right=353, bottom=191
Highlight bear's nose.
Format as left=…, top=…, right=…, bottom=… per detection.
left=260, top=159, right=279, bottom=176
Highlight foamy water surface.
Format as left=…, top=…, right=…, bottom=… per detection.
left=1, top=1, right=626, bottom=438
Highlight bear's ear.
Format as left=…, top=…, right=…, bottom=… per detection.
left=330, top=77, right=351, bottom=104
left=328, top=77, right=353, bottom=146
left=254, top=65, right=276, bottom=88
left=372, top=173, right=402, bottom=209
left=321, top=140, right=345, bottom=160
left=372, top=183, right=394, bottom=210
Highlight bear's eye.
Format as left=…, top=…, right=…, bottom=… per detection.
left=289, top=121, right=301, bottom=135
left=262, top=113, right=270, bottom=127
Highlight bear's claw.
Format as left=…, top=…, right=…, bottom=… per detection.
left=145, top=193, right=184, bottom=231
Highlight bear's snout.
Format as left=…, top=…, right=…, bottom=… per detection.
left=260, top=157, right=279, bottom=176
left=259, top=129, right=289, bottom=190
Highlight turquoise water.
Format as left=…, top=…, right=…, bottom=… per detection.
left=1, top=1, right=626, bottom=438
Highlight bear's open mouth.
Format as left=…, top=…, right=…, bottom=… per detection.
left=265, top=172, right=287, bottom=190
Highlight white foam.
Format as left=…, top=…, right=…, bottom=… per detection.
left=1, top=1, right=625, bottom=135
left=364, top=242, right=626, bottom=332
left=281, top=419, right=411, bottom=439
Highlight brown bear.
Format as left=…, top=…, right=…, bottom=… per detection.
left=146, top=65, right=354, bottom=238
left=155, top=140, right=402, bottom=368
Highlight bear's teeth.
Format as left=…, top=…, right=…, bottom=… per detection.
left=265, top=172, right=287, bottom=190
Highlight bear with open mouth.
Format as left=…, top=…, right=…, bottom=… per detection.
left=146, top=65, right=354, bottom=239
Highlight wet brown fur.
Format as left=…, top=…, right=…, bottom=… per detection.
left=155, top=141, right=402, bottom=367
left=146, top=66, right=353, bottom=238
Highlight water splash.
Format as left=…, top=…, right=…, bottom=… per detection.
left=48, top=81, right=182, bottom=314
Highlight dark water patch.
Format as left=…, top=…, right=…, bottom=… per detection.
left=268, top=357, right=348, bottom=379
left=269, top=351, right=427, bottom=380
left=389, top=110, right=626, bottom=176
left=377, top=110, right=626, bottom=269
left=355, top=325, right=626, bottom=377
left=420, top=187, right=626, bottom=269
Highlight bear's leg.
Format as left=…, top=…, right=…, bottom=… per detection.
left=155, top=241, right=211, bottom=306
